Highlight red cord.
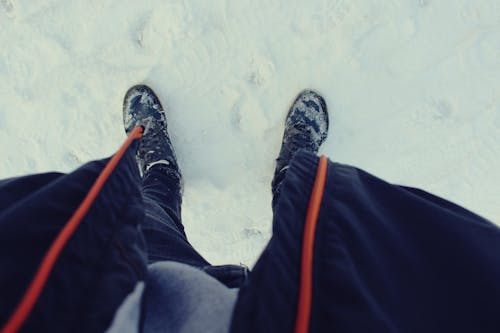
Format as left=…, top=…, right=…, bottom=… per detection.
left=294, top=155, right=328, bottom=333
left=1, top=126, right=143, bottom=333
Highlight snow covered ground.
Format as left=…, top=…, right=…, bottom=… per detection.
left=1, top=0, right=499, bottom=265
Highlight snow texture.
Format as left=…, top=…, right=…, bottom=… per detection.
left=1, top=0, right=499, bottom=266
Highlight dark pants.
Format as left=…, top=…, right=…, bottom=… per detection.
left=141, top=165, right=253, bottom=287
left=141, top=167, right=209, bottom=267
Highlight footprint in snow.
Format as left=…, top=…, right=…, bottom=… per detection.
left=231, top=96, right=270, bottom=139
left=1, top=0, right=14, bottom=17
left=431, top=99, right=453, bottom=121
left=248, top=55, right=276, bottom=86
left=418, top=0, right=430, bottom=8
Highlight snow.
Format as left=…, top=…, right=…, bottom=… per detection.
left=1, top=0, right=499, bottom=266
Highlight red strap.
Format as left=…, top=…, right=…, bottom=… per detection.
left=294, top=155, right=328, bottom=333
left=1, top=126, right=144, bottom=333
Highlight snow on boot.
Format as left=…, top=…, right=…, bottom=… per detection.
left=272, top=90, right=329, bottom=203
left=123, top=84, right=181, bottom=179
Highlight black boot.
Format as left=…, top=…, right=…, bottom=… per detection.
left=123, top=84, right=181, bottom=180
left=272, top=90, right=329, bottom=205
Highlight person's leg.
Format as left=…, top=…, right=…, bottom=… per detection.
left=123, top=85, right=209, bottom=267
left=142, top=166, right=183, bottom=237
left=271, top=90, right=329, bottom=209
left=141, top=165, right=209, bottom=266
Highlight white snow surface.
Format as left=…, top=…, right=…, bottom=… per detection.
left=1, top=0, right=499, bottom=266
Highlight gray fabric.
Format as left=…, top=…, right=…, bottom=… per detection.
left=106, top=283, right=144, bottom=333
left=144, top=261, right=238, bottom=332
left=106, top=261, right=238, bottom=333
